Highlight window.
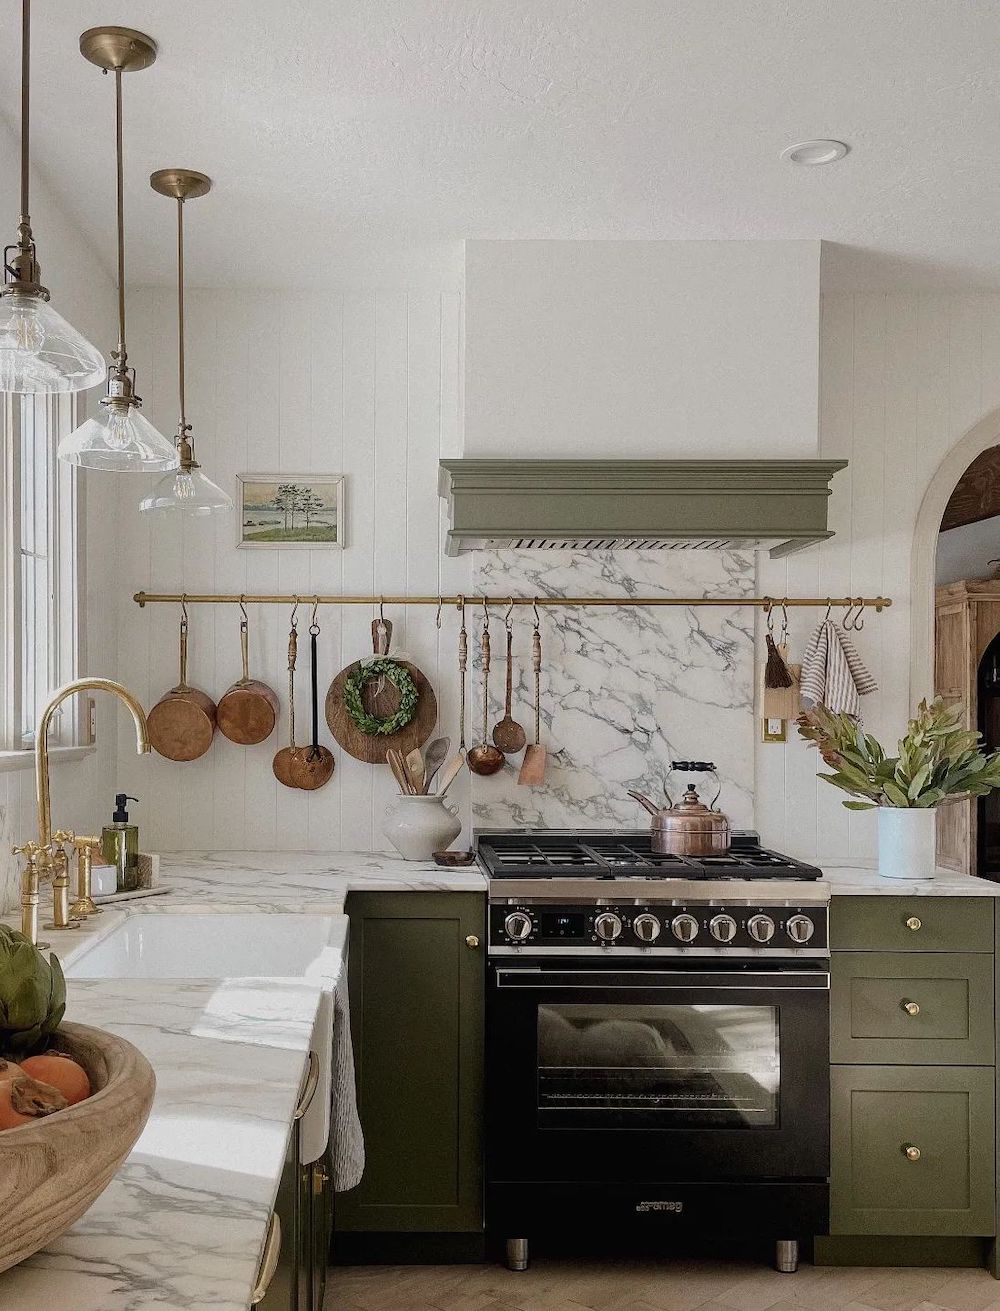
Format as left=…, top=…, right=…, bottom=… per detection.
left=1, top=393, right=83, bottom=751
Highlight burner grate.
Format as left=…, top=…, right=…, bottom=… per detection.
left=477, top=831, right=821, bottom=880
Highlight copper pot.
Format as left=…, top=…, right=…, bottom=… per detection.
left=147, top=613, right=216, bottom=761
left=218, top=610, right=279, bottom=745
left=628, top=762, right=731, bottom=856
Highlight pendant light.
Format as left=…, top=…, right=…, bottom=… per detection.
left=0, top=0, right=106, bottom=394
left=58, top=28, right=177, bottom=472
left=139, top=170, right=232, bottom=516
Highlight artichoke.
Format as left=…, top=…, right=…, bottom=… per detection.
left=0, top=926, right=66, bottom=1057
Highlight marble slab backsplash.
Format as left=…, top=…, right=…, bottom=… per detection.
left=471, top=550, right=756, bottom=831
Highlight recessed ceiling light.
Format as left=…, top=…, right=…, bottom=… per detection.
left=780, top=139, right=850, bottom=166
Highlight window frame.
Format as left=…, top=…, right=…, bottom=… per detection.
left=1, top=392, right=87, bottom=756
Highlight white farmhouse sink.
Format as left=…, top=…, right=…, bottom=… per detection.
left=65, top=913, right=341, bottom=980
left=65, top=913, right=342, bottom=1164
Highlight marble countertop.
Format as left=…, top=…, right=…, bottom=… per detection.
left=1, top=977, right=323, bottom=1311
left=821, top=863, right=1000, bottom=896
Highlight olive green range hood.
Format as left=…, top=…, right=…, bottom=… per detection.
left=439, top=458, right=847, bottom=558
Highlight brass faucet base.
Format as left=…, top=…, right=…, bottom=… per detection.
left=42, top=920, right=80, bottom=931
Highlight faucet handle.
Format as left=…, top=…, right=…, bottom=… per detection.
left=12, top=840, right=44, bottom=859
left=71, top=834, right=102, bottom=851
left=52, top=829, right=75, bottom=847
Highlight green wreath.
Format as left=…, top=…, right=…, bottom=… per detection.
left=343, top=657, right=419, bottom=736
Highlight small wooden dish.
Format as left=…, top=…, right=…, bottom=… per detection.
left=0, top=1021, right=156, bottom=1274
left=433, top=849, right=477, bottom=867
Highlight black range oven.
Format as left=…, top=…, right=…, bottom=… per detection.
left=483, top=869, right=830, bottom=1274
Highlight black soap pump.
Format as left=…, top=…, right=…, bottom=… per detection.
left=102, top=793, right=140, bottom=892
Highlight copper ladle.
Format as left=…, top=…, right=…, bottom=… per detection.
left=467, top=602, right=504, bottom=776
left=492, top=601, right=527, bottom=755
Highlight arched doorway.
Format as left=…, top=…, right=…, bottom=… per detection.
left=912, top=412, right=1000, bottom=875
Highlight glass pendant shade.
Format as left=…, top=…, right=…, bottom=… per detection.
left=139, top=464, right=232, bottom=515
left=0, top=292, right=106, bottom=394
left=58, top=402, right=179, bottom=472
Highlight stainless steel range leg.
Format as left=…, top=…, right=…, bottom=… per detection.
left=775, top=1239, right=798, bottom=1273
left=505, top=1238, right=529, bottom=1271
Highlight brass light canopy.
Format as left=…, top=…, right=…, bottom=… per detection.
left=59, top=25, right=177, bottom=471
left=0, top=0, right=106, bottom=394
left=139, top=169, right=232, bottom=515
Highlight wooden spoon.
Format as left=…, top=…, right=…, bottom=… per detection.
left=517, top=619, right=546, bottom=785
left=422, top=737, right=450, bottom=793
left=492, top=624, right=527, bottom=755
left=467, top=616, right=504, bottom=776
left=405, top=747, right=426, bottom=795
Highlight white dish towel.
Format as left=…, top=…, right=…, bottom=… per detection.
left=799, top=620, right=878, bottom=719
left=331, top=970, right=365, bottom=1191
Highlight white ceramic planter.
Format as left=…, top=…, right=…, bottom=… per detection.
left=383, top=794, right=462, bottom=861
left=877, top=807, right=937, bottom=880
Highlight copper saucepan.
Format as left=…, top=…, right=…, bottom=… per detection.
left=217, top=603, right=279, bottom=745
left=147, top=607, right=216, bottom=761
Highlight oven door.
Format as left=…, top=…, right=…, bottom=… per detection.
left=487, top=957, right=829, bottom=1183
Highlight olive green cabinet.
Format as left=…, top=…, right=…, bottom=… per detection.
left=336, top=892, right=486, bottom=1240
left=827, top=895, right=997, bottom=1248
left=831, top=1065, right=995, bottom=1235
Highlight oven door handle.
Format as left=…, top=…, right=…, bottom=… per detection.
left=493, top=967, right=830, bottom=990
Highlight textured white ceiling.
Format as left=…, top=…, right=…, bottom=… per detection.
left=2, top=0, right=1000, bottom=288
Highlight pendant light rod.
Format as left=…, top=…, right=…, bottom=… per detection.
left=19, top=0, right=30, bottom=230
left=113, top=67, right=127, bottom=366
left=176, top=196, right=185, bottom=430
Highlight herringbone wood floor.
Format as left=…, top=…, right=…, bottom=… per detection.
left=326, top=1258, right=1000, bottom=1311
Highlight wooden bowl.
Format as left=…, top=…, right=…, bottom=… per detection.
left=0, top=1021, right=156, bottom=1274
left=433, top=849, right=477, bottom=867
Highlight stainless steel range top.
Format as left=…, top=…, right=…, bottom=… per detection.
left=479, top=830, right=830, bottom=955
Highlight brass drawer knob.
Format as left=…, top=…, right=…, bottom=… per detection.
left=905, top=916, right=922, bottom=932
left=466, top=934, right=480, bottom=949
left=901, top=999, right=920, bottom=1017
left=902, top=1144, right=921, bottom=1162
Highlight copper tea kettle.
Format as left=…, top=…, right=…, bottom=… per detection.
left=628, top=761, right=731, bottom=856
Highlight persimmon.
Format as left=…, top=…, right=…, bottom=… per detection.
left=20, top=1052, right=90, bottom=1106
left=0, top=1075, right=67, bottom=1129
left=0, top=1059, right=25, bottom=1083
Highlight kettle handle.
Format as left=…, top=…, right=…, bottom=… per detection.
left=667, top=762, right=723, bottom=811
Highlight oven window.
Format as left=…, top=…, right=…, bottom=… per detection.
left=537, top=1004, right=779, bottom=1128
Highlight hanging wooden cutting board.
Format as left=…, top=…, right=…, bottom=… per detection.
left=325, top=619, right=438, bottom=764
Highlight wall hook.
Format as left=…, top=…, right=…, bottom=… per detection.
left=504, top=598, right=515, bottom=631
left=290, top=596, right=299, bottom=629
left=239, top=595, right=248, bottom=625
left=532, top=598, right=541, bottom=630
left=435, top=596, right=443, bottom=629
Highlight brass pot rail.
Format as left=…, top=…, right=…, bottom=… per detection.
left=134, top=591, right=892, bottom=612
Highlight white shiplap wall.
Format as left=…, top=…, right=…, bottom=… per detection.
left=757, top=292, right=1000, bottom=864
left=115, top=287, right=470, bottom=854
left=111, top=285, right=1000, bottom=865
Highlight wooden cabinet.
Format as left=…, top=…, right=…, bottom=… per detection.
left=336, top=892, right=486, bottom=1241
left=935, top=580, right=1000, bottom=874
left=831, top=1065, right=995, bottom=1236
left=826, top=896, right=997, bottom=1252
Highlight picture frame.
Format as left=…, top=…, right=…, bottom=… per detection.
left=236, top=473, right=345, bottom=550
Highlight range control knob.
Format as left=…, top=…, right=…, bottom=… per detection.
left=709, top=913, right=738, bottom=943
left=633, top=913, right=661, bottom=944
left=747, top=913, right=776, bottom=944
left=504, top=911, right=533, bottom=942
left=785, top=914, right=815, bottom=944
left=594, top=912, right=624, bottom=943
left=671, top=913, right=700, bottom=944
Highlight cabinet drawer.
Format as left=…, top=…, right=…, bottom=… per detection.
left=831, top=1065, right=995, bottom=1236
left=831, top=896, right=993, bottom=953
left=831, top=952, right=994, bottom=1064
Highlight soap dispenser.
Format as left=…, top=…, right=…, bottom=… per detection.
left=102, top=793, right=140, bottom=892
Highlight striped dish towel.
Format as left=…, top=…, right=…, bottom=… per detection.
left=799, top=621, right=878, bottom=719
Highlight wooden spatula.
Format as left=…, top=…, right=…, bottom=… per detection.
left=517, top=621, right=546, bottom=785
left=405, top=746, right=426, bottom=795
left=435, top=753, right=465, bottom=797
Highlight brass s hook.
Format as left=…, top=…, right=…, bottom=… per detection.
left=310, top=596, right=320, bottom=632
left=780, top=599, right=789, bottom=644
left=436, top=596, right=443, bottom=629
left=239, top=594, right=248, bottom=625
left=532, top=598, right=541, bottom=630
left=290, top=596, right=299, bottom=629
left=180, top=593, right=189, bottom=626
left=504, top=597, right=515, bottom=631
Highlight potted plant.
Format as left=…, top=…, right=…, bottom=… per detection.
left=797, top=698, right=1000, bottom=879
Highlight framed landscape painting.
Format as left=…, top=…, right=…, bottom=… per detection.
left=236, top=474, right=345, bottom=549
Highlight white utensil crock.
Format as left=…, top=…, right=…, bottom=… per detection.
left=877, top=807, right=937, bottom=880
left=383, top=794, right=462, bottom=861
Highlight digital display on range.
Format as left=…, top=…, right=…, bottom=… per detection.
left=540, top=912, right=586, bottom=938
